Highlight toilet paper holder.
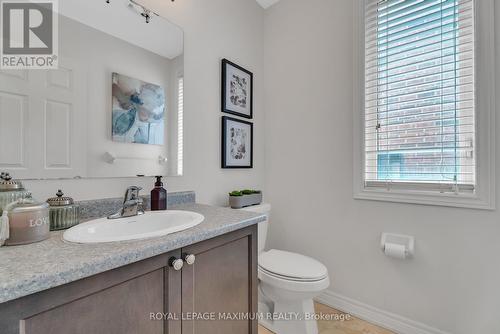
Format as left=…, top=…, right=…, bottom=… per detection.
left=380, top=233, right=415, bottom=258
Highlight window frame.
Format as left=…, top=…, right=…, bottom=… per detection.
left=353, top=0, right=496, bottom=210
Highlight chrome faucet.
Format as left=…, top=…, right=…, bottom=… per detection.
left=108, top=186, right=145, bottom=219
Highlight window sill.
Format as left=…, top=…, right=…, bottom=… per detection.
left=354, top=188, right=495, bottom=210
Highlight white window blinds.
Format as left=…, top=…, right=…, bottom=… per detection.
left=364, top=0, right=475, bottom=193
left=177, top=76, right=184, bottom=175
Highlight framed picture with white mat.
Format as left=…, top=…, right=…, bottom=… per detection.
left=221, top=116, right=253, bottom=169
left=221, top=59, right=253, bottom=119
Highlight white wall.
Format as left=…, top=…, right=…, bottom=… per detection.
left=264, top=1, right=500, bottom=333
left=23, top=0, right=265, bottom=204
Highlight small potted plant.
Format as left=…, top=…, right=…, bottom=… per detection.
left=229, top=189, right=262, bottom=209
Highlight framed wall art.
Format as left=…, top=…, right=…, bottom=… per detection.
left=221, top=116, right=253, bottom=168
left=221, top=59, right=253, bottom=119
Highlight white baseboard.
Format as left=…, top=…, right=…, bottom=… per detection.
left=315, top=290, right=452, bottom=334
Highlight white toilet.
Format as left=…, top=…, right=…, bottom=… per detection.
left=240, top=204, right=330, bottom=334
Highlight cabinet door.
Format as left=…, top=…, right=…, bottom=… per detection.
left=181, top=226, right=258, bottom=334
left=22, top=269, right=164, bottom=334
left=0, top=251, right=182, bottom=334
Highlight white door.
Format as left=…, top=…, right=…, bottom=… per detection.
left=0, top=58, right=88, bottom=179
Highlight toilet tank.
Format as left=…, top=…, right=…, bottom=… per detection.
left=239, top=203, right=271, bottom=254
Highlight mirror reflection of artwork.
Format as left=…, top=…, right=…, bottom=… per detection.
left=222, top=59, right=253, bottom=119
left=112, top=72, right=165, bottom=145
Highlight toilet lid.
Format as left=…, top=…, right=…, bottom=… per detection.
left=238, top=203, right=271, bottom=214
left=258, top=249, right=328, bottom=281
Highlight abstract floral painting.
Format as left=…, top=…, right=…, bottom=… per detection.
left=222, top=59, right=253, bottom=119
left=222, top=116, right=253, bottom=168
left=112, top=73, right=165, bottom=145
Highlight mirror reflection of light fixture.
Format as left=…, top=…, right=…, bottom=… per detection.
left=127, top=0, right=158, bottom=24
left=105, top=0, right=176, bottom=23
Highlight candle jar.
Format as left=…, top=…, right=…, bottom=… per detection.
left=3, top=196, right=50, bottom=246
left=47, top=190, right=80, bottom=231
left=0, top=173, right=31, bottom=216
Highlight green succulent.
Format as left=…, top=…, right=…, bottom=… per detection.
left=229, top=191, right=243, bottom=197
left=229, top=189, right=262, bottom=196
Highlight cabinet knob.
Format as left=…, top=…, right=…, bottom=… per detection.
left=169, top=257, right=184, bottom=271
left=183, top=254, right=196, bottom=265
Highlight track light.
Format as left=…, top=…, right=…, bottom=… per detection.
left=141, top=9, right=151, bottom=23
left=126, top=0, right=159, bottom=24
left=105, top=0, right=169, bottom=24
left=106, top=0, right=175, bottom=3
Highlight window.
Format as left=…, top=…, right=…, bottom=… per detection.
left=365, top=0, right=475, bottom=193
left=177, top=76, right=184, bottom=175
left=354, top=0, right=495, bottom=209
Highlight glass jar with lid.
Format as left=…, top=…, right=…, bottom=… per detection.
left=0, top=173, right=31, bottom=216
left=47, top=190, right=80, bottom=231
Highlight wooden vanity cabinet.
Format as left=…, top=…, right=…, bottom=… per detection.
left=0, top=225, right=257, bottom=334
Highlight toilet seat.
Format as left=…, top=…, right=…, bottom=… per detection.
left=258, top=249, right=328, bottom=281
left=258, top=266, right=325, bottom=282
left=258, top=266, right=330, bottom=293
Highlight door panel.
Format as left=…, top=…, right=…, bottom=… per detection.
left=22, top=269, right=164, bottom=334
left=182, top=226, right=258, bottom=334
left=166, top=251, right=182, bottom=334
left=0, top=91, right=27, bottom=168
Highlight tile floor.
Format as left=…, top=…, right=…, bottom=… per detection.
left=258, top=302, right=394, bottom=334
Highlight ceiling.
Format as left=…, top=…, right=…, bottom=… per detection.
left=256, top=0, right=281, bottom=9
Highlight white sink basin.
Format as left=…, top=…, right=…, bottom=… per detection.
left=63, top=210, right=204, bottom=244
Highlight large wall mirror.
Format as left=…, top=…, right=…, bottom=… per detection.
left=0, top=0, right=184, bottom=179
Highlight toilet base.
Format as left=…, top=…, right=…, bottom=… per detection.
left=258, top=299, right=318, bottom=334
left=256, top=248, right=330, bottom=334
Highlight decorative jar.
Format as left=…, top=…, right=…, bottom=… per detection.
left=0, top=173, right=31, bottom=216
left=47, top=190, right=80, bottom=231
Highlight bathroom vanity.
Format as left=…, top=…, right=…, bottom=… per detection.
left=0, top=196, right=264, bottom=334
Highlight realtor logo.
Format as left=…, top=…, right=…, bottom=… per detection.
left=1, top=0, right=58, bottom=69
